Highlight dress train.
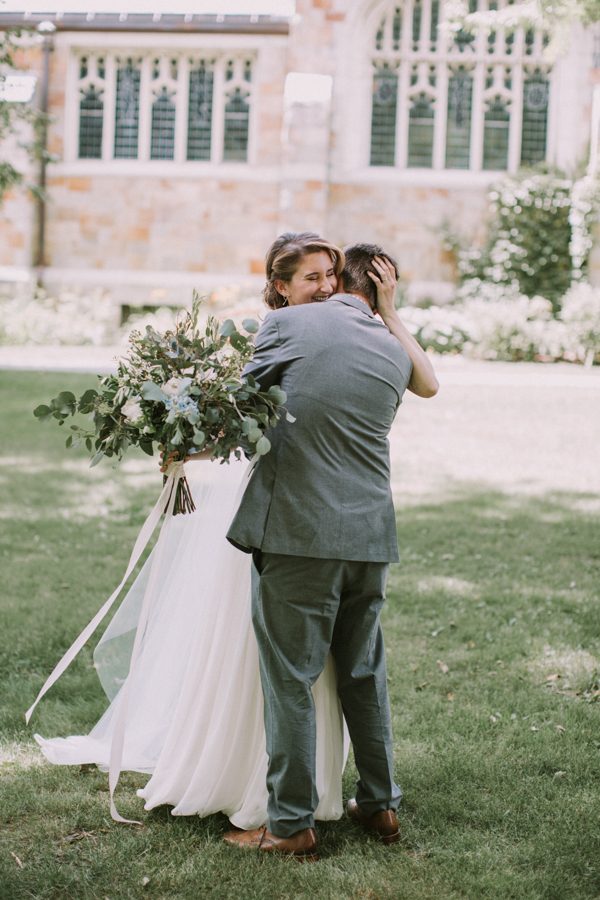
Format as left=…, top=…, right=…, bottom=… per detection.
left=35, top=459, right=348, bottom=827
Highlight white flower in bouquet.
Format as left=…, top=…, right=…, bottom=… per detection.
left=162, top=376, right=192, bottom=398
left=121, top=396, right=144, bottom=424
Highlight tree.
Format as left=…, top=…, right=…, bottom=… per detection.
left=443, top=0, right=600, bottom=54
left=0, top=28, right=47, bottom=206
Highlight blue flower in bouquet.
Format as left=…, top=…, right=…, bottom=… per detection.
left=165, top=395, right=200, bottom=425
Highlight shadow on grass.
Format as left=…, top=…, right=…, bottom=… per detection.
left=1, top=431, right=599, bottom=896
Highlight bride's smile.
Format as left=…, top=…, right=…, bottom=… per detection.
left=274, top=251, right=337, bottom=306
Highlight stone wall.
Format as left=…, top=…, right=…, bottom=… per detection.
left=0, top=3, right=597, bottom=305
left=45, top=175, right=281, bottom=275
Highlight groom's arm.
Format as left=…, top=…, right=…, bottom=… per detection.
left=242, top=313, right=287, bottom=391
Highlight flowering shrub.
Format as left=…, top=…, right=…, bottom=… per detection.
left=402, top=280, right=600, bottom=365
left=559, top=282, right=600, bottom=366
left=464, top=173, right=573, bottom=308
left=569, top=175, right=600, bottom=281
left=0, top=287, right=120, bottom=345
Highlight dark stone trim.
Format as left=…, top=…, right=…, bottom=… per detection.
left=0, top=12, right=289, bottom=35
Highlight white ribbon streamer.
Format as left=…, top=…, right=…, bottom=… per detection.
left=25, top=462, right=185, bottom=820
left=107, top=462, right=182, bottom=823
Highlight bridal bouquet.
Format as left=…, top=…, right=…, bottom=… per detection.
left=34, top=296, right=290, bottom=514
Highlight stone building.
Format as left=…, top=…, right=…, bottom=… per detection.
left=0, top=1, right=598, bottom=306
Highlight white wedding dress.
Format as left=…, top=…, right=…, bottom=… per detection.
left=34, top=458, right=348, bottom=827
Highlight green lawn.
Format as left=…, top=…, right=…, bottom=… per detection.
left=1, top=370, right=599, bottom=900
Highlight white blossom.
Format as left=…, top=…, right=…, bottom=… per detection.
left=121, top=396, right=144, bottom=423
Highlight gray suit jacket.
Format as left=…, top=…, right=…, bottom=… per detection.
left=227, top=294, right=413, bottom=562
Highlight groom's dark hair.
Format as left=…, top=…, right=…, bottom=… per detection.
left=341, top=243, right=399, bottom=310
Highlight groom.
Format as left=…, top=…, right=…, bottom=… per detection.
left=225, top=243, right=432, bottom=860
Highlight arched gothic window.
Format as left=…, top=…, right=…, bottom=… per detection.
left=369, top=0, right=551, bottom=171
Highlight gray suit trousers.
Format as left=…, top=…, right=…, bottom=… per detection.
left=251, top=552, right=402, bottom=837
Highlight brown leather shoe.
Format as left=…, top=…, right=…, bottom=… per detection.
left=346, top=799, right=400, bottom=845
left=223, top=826, right=319, bottom=862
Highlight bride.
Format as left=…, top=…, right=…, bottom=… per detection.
left=31, top=232, right=403, bottom=827
left=33, top=233, right=341, bottom=825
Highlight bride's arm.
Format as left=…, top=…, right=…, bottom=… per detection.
left=369, top=256, right=439, bottom=399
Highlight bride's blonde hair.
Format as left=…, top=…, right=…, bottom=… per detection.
left=263, top=232, right=345, bottom=310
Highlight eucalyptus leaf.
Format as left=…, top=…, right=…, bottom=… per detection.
left=90, top=450, right=105, bottom=468
left=242, top=318, right=259, bottom=334
left=242, top=417, right=258, bottom=435
left=256, top=436, right=271, bottom=456
left=78, top=389, right=98, bottom=412
left=268, top=386, right=287, bottom=404
left=141, top=381, right=167, bottom=402
left=220, top=319, right=236, bottom=338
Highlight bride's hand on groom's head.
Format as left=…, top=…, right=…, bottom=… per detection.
left=369, top=256, right=398, bottom=320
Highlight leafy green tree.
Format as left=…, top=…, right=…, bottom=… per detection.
left=0, top=28, right=47, bottom=206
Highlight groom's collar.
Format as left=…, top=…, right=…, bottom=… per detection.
left=328, top=293, right=375, bottom=318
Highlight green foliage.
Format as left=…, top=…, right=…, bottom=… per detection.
left=0, top=28, right=50, bottom=206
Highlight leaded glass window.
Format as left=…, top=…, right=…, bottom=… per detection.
left=368, top=0, right=551, bottom=172
left=222, top=57, right=253, bottom=162
left=483, top=97, right=510, bottom=170
left=149, top=56, right=178, bottom=160
left=78, top=86, right=103, bottom=159
left=408, top=93, right=435, bottom=167
left=223, top=87, right=250, bottom=162
left=151, top=87, right=176, bottom=160
left=445, top=68, right=472, bottom=169
left=521, top=69, right=549, bottom=166
left=187, top=62, right=214, bottom=161
left=74, top=51, right=254, bottom=165
left=114, top=59, right=141, bottom=159
left=77, top=56, right=105, bottom=159
left=370, top=63, right=398, bottom=166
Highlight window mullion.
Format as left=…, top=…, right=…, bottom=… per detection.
left=103, top=54, right=116, bottom=161
left=507, top=61, right=522, bottom=173
left=470, top=60, right=485, bottom=171
left=174, top=54, right=189, bottom=163
left=396, top=59, right=410, bottom=167
left=212, top=57, right=225, bottom=164
left=66, top=51, right=79, bottom=162
left=432, top=59, right=447, bottom=169
left=138, top=55, right=152, bottom=161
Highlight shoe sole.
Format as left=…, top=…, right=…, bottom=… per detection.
left=293, top=851, right=320, bottom=863
left=379, top=831, right=401, bottom=845
left=347, top=814, right=401, bottom=845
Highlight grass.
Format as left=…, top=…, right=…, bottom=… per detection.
left=1, top=370, right=599, bottom=899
